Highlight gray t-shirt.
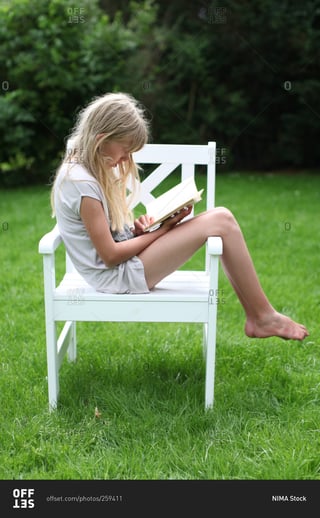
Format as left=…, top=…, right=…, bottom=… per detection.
left=53, top=162, right=149, bottom=293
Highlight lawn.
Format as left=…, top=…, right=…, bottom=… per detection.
left=0, top=170, right=319, bottom=484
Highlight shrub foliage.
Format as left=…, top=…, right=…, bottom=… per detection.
left=0, top=0, right=319, bottom=186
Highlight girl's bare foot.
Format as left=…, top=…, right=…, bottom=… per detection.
left=245, top=311, right=309, bottom=341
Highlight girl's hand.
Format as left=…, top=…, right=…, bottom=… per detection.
left=161, top=205, right=193, bottom=230
left=132, top=214, right=155, bottom=235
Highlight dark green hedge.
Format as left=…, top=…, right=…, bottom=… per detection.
left=1, top=0, right=319, bottom=186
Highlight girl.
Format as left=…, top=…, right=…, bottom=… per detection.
left=51, top=92, right=308, bottom=341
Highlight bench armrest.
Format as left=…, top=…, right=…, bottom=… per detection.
left=38, top=224, right=62, bottom=254
left=38, top=227, right=222, bottom=261
left=207, top=236, right=223, bottom=255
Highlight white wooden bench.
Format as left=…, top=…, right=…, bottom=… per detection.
left=38, top=142, right=223, bottom=411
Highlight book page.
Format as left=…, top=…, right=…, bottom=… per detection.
left=144, top=177, right=203, bottom=231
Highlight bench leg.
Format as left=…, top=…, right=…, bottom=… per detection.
left=204, top=320, right=217, bottom=410
left=203, top=323, right=208, bottom=359
left=67, top=322, right=77, bottom=362
left=204, top=295, right=219, bottom=410
left=46, top=320, right=59, bottom=411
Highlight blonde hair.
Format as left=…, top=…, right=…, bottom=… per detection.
left=51, top=92, right=149, bottom=231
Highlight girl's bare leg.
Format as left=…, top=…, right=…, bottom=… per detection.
left=138, top=208, right=309, bottom=341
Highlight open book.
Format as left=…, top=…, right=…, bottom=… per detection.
left=144, top=176, right=203, bottom=231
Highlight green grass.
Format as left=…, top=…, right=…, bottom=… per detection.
left=0, top=171, right=319, bottom=481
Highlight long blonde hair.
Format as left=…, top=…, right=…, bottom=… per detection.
left=51, top=92, right=150, bottom=231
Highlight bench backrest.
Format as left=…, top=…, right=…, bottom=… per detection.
left=65, top=141, right=217, bottom=273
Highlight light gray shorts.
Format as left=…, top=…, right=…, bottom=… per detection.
left=94, top=255, right=150, bottom=294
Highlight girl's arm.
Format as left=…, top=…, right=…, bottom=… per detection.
left=80, top=196, right=191, bottom=267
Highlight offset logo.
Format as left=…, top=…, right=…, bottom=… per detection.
left=12, top=488, right=35, bottom=509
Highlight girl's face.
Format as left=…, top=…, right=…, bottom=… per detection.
left=99, top=140, right=131, bottom=167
